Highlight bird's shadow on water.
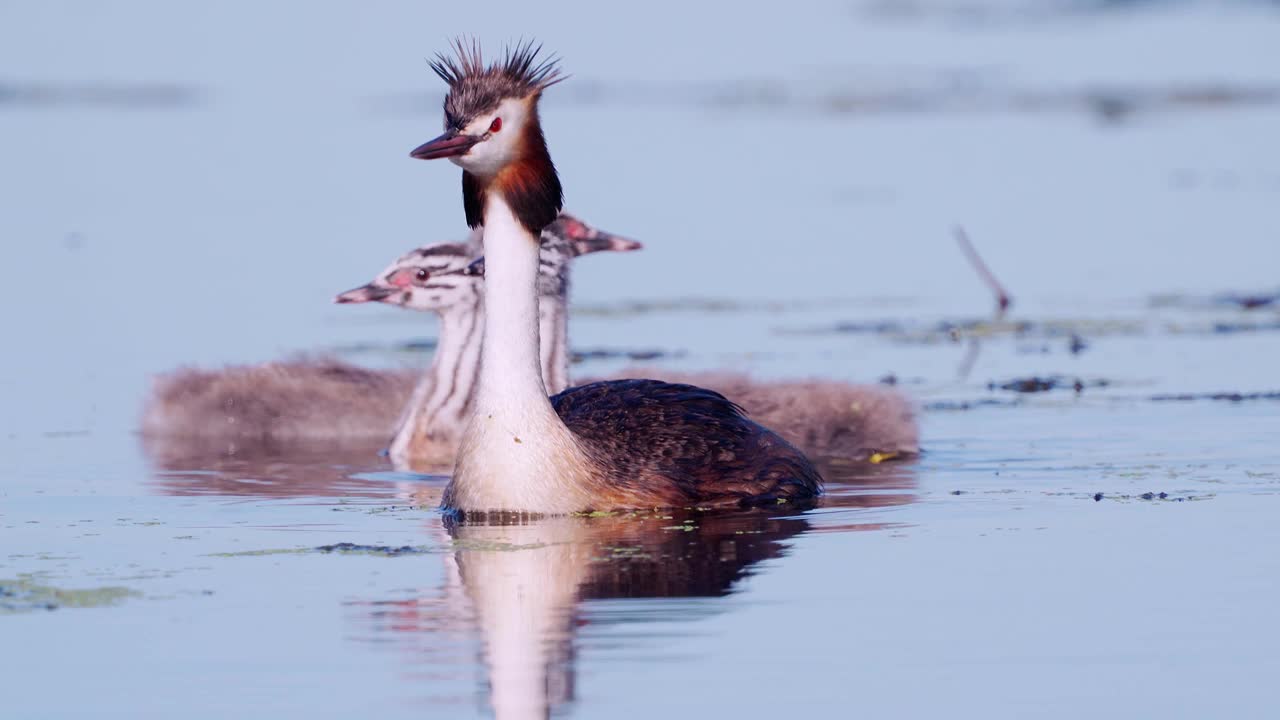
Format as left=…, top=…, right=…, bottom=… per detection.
left=140, top=436, right=917, bottom=717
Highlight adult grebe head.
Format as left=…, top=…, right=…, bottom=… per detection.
left=410, top=39, right=564, bottom=235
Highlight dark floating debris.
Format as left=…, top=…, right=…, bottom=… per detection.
left=571, top=348, right=685, bottom=364
left=327, top=338, right=439, bottom=355
left=924, top=398, right=1024, bottom=412
left=1210, top=321, right=1280, bottom=335
left=925, top=388, right=1280, bottom=413
left=400, top=340, right=440, bottom=352
left=1068, top=334, right=1088, bottom=355
left=989, top=375, right=1110, bottom=394
left=834, top=320, right=909, bottom=335
left=994, top=377, right=1056, bottom=393
left=315, top=542, right=431, bottom=556
left=1237, top=297, right=1277, bottom=310
left=1150, top=287, right=1280, bottom=312
left=1215, top=292, right=1280, bottom=311
left=1150, top=391, right=1280, bottom=403
left=819, top=316, right=1131, bottom=345
left=811, top=282, right=1280, bottom=344
left=1092, top=491, right=1199, bottom=503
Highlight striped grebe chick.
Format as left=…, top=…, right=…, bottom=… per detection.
left=141, top=242, right=481, bottom=451
left=410, top=40, right=822, bottom=513
left=141, top=219, right=636, bottom=462
left=339, top=216, right=639, bottom=465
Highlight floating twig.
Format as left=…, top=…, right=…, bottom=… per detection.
left=954, top=226, right=1013, bottom=319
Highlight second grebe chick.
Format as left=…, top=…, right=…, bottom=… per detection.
left=337, top=212, right=640, bottom=461
left=142, top=217, right=637, bottom=462
left=410, top=40, right=822, bottom=513
left=337, top=215, right=640, bottom=465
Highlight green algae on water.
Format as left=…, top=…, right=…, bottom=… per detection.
left=0, top=576, right=138, bottom=614
left=207, top=547, right=314, bottom=558
left=209, top=539, right=548, bottom=559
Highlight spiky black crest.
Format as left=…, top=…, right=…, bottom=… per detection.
left=431, top=38, right=565, bottom=129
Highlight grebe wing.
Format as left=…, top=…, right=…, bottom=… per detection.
left=550, top=379, right=822, bottom=506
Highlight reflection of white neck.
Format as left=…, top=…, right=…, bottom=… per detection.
left=450, top=194, right=593, bottom=513
left=453, top=520, right=588, bottom=720
left=389, top=299, right=484, bottom=464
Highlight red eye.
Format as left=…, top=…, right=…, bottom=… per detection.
left=414, top=269, right=430, bottom=282
left=489, top=117, right=502, bottom=133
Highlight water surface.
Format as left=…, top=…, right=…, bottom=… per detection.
left=3, top=1, right=1279, bottom=717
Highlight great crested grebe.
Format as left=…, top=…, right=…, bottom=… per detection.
left=141, top=217, right=637, bottom=463
left=410, top=40, right=823, bottom=512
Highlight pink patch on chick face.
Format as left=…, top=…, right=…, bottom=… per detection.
left=559, top=218, right=589, bottom=240
left=387, top=269, right=416, bottom=288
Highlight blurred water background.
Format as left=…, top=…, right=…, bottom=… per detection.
left=2, top=1, right=1279, bottom=718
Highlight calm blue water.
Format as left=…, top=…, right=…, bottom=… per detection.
left=2, top=1, right=1279, bottom=718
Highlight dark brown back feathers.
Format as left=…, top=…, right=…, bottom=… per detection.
left=551, top=379, right=823, bottom=509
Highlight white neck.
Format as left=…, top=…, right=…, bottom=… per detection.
left=389, top=299, right=483, bottom=464
left=476, top=197, right=548, bottom=405
left=449, top=194, right=593, bottom=513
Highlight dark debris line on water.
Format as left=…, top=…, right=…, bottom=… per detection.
left=949, top=490, right=1210, bottom=504
left=1090, top=492, right=1207, bottom=503
left=924, top=388, right=1280, bottom=412
left=315, top=542, right=434, bottom=557
left=807, top=315, right=1280, bottom=343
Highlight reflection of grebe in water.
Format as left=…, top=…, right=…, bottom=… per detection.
left=354, top=512, right=813, bottom=719
left=345, top=459, right=915, bottom=719
left=138, top=434, right=915, bottom=717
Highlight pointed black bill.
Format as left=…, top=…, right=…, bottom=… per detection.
left=410, top=130, right=480, bottom=160
left=334, top=284, right=396, bottom=304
